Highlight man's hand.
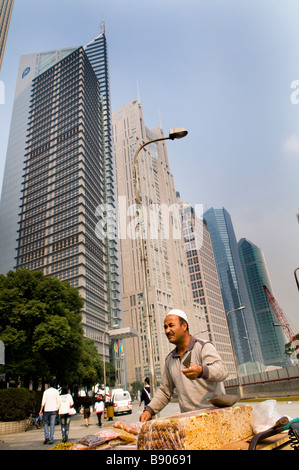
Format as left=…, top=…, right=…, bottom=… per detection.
left=139, top=410, right=152, bottom=422
left=181, top=362, right=203, bottom=380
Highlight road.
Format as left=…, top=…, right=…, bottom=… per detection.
left=0, top=399, right=299, bottom=450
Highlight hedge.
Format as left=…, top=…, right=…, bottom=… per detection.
left=0, top=389, right=42, bottom=422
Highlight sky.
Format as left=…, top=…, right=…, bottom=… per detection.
left=0, top=0, right=298, bottom=331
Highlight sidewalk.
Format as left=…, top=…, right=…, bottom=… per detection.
left=0, top=411, right=117, bottom=451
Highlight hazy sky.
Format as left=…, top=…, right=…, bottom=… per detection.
left=0, top=0, right=298, bottom=330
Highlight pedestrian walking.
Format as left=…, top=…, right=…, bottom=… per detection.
left=94, top=396, right=104, bottom=427
left=139, top=377, right=151, bottom=410
left=104, top=391, right=111, bottom=419
left=82, top=394, right=92, bottom=427
left=140, top=309, right=228, bottom=422
left=58, top=386, right=74, bottom=442
left=39, top=379, right=60, bottom=444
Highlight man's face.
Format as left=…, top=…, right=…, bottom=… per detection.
left=164, top=314, right=187, bottom=344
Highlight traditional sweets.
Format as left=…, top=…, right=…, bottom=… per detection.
left=137, top=405, right=253, bottom=450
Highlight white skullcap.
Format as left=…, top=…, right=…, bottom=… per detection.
left=166, top=309, right=188, bottom=324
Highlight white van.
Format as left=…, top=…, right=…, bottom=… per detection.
left=112, top=390, right=132, bottom=415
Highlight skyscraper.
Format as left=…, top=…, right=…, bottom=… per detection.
left=238, top=238, right=288, bottom=367
left=16, top=46, right=110, bottom=346
left=0, top=47, right=77, bottom=275
left=177, top=196, right=236, bottom=377
left=112, top=100, right=206, bottom=384
left=0, top=25, right=122, bottom=370
left=84, top=23, right=122, bottom=344
left=204, top=207, right=262, bottom=374
left=0, top=0, right=14, bottom=70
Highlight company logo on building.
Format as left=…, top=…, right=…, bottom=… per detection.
left=22, top=67, right=31, bottom=79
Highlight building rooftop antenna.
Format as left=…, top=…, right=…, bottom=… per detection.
left=136, top=79, right=141, bottom=104
left=100, top=15, right=106, bottom=35
left=158, top=106, right=163, bottom=131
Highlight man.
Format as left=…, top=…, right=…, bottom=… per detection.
left=39, top=379, right=60, bottom=444
left=140, top=309, right=228, bottom=422
left=139, top=377, right=151, bottom=410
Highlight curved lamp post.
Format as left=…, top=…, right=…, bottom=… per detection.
left=243, top=336, right=263, bottom=373
left=134, top=128, right=188, bottom=205
left=133, top=128, right=188, bottom=397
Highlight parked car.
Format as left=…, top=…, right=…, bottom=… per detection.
left=112, top=390, right=132, bottom=415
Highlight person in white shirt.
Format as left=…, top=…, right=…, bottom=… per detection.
left=39, top=379, right=60, bottom=444
left=94, top=396, right=105, bottom=427
left=58, top=386, right=74, bottom=442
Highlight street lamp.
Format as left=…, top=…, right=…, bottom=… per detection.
left=194, top=329, right=208, bottom=337
left=102, top=324, right=119, bottom=396
left=134, top=128, right=188, bottom=205
left=243, top=337, right=263, bottom=373
left=273, top=322, right=292, bottom=341
left=133, top=128, right=188, bottom=397
left=226, top=306, right=246, bottom=397
left=227, top=306, right=246, bottom=315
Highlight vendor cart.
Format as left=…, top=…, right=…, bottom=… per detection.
left=222, top=416, right=299, bottom=450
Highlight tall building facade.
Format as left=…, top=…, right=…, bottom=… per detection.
left=84, top=24, right=123, bottom=346
left=112, top=100, right=207, bottom=385
left=204, top=207, right=263, bottom=374
left=238, top=238, right=289, bottom=367
left=0, top=47, right=77, bottom=275
left=0, top=0, right=14, bottom=70
left=16, top=46, right=110, bottom=344
left=0, top=27, right=123, bottom=378
left=178, top=197, right=236, bottom=377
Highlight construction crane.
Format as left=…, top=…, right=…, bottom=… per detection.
left=263, top=285, right=298, bottom=350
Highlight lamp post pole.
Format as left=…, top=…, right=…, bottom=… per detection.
left=243, top=336, right=263, bottom=373
left=294, top=268, right=299, bottom=291
left=133, top=128, right=188, bottom=397
left=102, top=324, right=119, bottom=395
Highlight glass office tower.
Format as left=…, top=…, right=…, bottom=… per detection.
left=0, top=47, right=77, bottom=275
left=15, top=47, right=110, bottom=350
left=204, top=207, right=263, bottom=374
left=0, top=26, right=123, bottom=375
left=238, top=238, right=289, bottom=367
left=0, top=0, right=15, bottom=70
left=84, top=23, right=122, bottom=338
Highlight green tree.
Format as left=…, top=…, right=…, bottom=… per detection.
left=73, top=338, right=104, bottom=391
left=0, top=269, right=84, bottom=388
left=104, top=361, right=116, bottom=387
left=285, top=333, right=299, bottom=359
left=130, top=380, right=143, bottom=399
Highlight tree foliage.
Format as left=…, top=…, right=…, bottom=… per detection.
left=285, top=333, right=299, bottom=359
left=0, top=269, right=86, bottom=387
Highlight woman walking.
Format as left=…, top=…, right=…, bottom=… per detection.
left=58, top=387, right=74, bottom=443
left=82, top=394, right=92, bottom=427
left=94, top=396, right=104, bottom=427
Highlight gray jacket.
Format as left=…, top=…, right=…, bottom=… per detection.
left=146, top=336, right=228, bottom=415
